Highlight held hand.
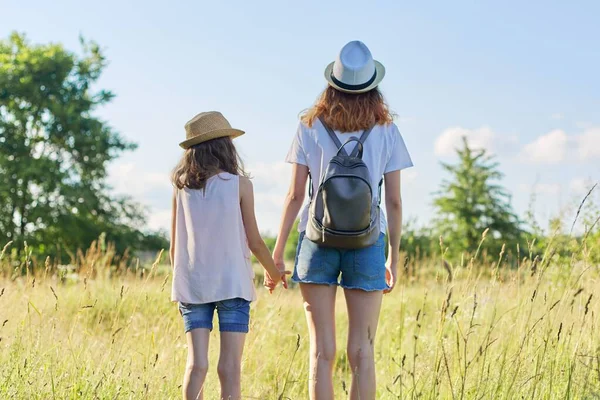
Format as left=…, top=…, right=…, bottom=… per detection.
left=279, top=269, right=292, bottom=289
left=263, top=270, right=292, bottom=292
left=263, top=273, right=277, bottom=293
left=384, top=258, right=399, bottom=294
left=274, top=257, right=291, bottom=289
left=264, top=257, right=292, bottom=293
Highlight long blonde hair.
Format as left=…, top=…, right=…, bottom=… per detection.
left=301, top=86, right=394, bottom=132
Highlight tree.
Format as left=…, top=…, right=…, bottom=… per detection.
left=285, top=220, right=301, bottom=260
left=0, top=33, right=152, bottom=262
left=433, top=138, right=522, bottom=260
left=401, top=217, right=436, bottom=259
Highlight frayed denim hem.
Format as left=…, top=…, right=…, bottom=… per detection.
left=291, top=277, right=339, bottom=286
left=339, top=283, right=389, bottom=292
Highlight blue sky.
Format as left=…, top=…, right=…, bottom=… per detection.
left=3, top=0, right=599, bottom=234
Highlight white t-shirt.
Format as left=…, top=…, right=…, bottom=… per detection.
left=286, top=119, right=414, bottom=233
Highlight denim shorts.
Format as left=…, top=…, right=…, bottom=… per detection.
left=178, top=298, right=251, bottom=333
left=292, top=232, right=388, bottom=291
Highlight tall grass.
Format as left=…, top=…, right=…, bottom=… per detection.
left=0, top=238, right=599, bottom=399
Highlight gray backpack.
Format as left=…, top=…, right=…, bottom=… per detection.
left=306, top=117, right=382, bottom=249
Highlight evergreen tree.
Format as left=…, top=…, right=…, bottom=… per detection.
left=433, top=138, right=521, bottom=260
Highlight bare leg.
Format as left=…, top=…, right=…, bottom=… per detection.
left=217, top=332, right=246, bottom=400
left=300, top=283, right=337, bottom=400
left=344, top=288, right=383, bottom=400
left=183, top=328, right=210, bottom=400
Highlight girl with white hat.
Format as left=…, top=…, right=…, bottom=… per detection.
left=271, top=41, right=413, bottom=399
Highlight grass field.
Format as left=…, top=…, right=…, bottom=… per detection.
left=1, top=247, right=600, bottom=399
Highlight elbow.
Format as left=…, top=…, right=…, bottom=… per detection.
left=288, top=190, right=305, bottom=204
left=386, top=197, right=402, bottom=211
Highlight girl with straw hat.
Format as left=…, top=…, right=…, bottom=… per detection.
left=170, top=111, right=290, bottom=400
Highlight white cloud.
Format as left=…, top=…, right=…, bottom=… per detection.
left=108, top=162, right=171, bottom=197
left=434, top=126, right=519, bottom=157
left=434, top=126, right=496, bottom=156
left=520, top=127, right=600, bottom=165
left=575, top=127, right=600, bottom=161
left=247, top=162, right=292, bottom=234
left=108, top=162, right=173, bottom=231
left=248, top=162, right=291, bottom=192
left=520, top=129, right=568, bottom=164
left=436, top=124, right=600, bottom=165
left=148, top=209, right=171, bottom=232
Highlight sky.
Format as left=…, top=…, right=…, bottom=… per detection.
left=2, top=0, right=599, bottom=235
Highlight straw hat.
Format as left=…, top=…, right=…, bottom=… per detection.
left=324, top=41, right=385, bottom=94
left=179, top=111, right=244, bottom=149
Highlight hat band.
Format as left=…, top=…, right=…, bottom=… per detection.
left=330, top=70, right=377, bottom=91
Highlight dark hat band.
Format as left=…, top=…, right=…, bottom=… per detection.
left=330, top=70, right=377, bottom=91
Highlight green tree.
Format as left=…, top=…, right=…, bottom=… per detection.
left=285, top=220, right=300, bottom=260
left=433, top=138, right=522, bottom=260
left=0, top=33, right=151, bottom=261
left=401, top=217, right=436, bottom=259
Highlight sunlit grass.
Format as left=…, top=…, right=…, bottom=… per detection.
left=1, top=248, right=599, bottom=399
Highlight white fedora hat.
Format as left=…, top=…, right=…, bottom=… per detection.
left=324, top=40, right=385, bottom=94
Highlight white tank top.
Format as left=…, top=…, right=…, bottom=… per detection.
left=171, top=173, right=256, bottom=304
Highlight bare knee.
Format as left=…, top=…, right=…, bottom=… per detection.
left=186, top=360, right=209, bottom=380
left=347, top=342, right=375, bottom=370
left=311, top=341, right=336, bottom=365
left=217, top=360, right=241, bottom=381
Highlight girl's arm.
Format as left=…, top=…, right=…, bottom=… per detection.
left=272, top=164, right=309, bottom=268
left=170, top=189, right=176, bottom=267
left=383, top=170, right=402, bottom=293
left=239, top=176, right=289, bottom=290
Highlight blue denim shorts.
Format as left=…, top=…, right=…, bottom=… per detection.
left=178, top=298, right=251, bottom=333
left=292, top=232, right=388, bottom=291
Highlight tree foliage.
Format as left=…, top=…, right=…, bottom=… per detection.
left=284, top=220, right=301, bottom=260
left=432, top=138, right=522, bottom=260
left=400, top=217, right=436, bottom=259
left=0, top=33, right=165, bottom=262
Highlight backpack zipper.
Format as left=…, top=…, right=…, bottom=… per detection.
left=312, top=216, right=376, bottom=236
left=321, top=175, right=373, bottom=192
left=329, top=159, right=366, bottom=169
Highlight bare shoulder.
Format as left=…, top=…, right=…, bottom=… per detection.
left=238, top=176, right=253, bottom=196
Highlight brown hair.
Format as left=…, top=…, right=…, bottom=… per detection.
left=171, top=137, right=248, bottom=190
left=301, top=86, right=394, bottom=132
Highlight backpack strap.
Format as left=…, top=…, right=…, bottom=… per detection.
left=337, top=137, right=364, bottom=158
left=320, top=116, right=375, bottom=158
left=318, top=116, right=348, bottom=156
left=349, top=125, right=375, bottom=158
